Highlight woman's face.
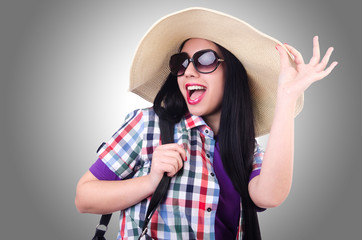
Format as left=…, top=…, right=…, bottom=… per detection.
left=177, top=38, right=226, bottom=126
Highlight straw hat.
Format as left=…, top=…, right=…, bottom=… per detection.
left=129, top=7, right=304, bottom=137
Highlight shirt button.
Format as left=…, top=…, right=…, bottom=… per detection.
left=207, top=207, right=212, bottom=212
left=206, top=153, right=210, bottom=158
left=205, top=129, right=209, bottom=134
left=210, top=173, right=215, bottom=177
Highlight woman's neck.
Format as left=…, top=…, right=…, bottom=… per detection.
left=203, top=111, right=221, bottom=135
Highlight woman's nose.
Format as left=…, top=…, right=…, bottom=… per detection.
left=183, top=61, right=200, bottom=78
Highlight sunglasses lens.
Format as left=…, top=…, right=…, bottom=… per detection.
left=170, top=53, right=189, bottom=76
left=194, top=50, right=218, bottom=73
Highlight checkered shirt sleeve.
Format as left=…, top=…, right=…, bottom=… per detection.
left=97, top=109, right=145, bottom=180
left=252, top=143, right=264, bottom=173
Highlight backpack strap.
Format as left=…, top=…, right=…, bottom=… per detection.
left=139, top=118, right=174, bottom=239
left=92, top=117, right=175, bottom=240
left=91, top=213, right=111, bottom=240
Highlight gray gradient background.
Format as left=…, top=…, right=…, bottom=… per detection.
left=1, top=0, right=361, bottom=239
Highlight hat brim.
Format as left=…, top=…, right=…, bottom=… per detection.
left=129, top=7, right=303, bottom=137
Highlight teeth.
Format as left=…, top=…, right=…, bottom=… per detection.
left=187, top=85, right=206, bottom=91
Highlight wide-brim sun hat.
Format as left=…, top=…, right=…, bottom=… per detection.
left=129, top=7, right=304, bottom=137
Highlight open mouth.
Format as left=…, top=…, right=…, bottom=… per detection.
left=186, top=84, right=206, bottom=105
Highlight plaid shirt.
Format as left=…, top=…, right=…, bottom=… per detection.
left=97, top=108, right=263, bottom=240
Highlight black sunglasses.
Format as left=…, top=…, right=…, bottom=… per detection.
left=169, top=49, right=224, bottom=76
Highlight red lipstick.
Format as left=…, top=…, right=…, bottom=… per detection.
left=186, top=83, right=207, bottom=105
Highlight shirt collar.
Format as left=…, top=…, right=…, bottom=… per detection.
left=183, top=112, right=214, bottom=138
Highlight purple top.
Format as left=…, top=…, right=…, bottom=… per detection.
left=213, top=141, right=240, bottom=239
left=89, top=141, right=261, bottom=239
left=90, top=158, right=120, bottom=181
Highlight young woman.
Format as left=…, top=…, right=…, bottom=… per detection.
left=75, top=8, right=337, bottom=240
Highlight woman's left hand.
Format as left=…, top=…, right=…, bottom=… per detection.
left=250, top=37, right=338, bottom=208
left=276, top=36, right=338, bottom=101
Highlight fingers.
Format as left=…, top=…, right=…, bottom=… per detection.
left=283, top=43, right=305, bottom=65
left=310, top=36, right=338, bottom=80
left=157, top=152, right=184, bottom=176
left=281, top=36, right=337, bottom=76
left=276, top=36, right=337, bottom=97
left=157, top=143, right=187, bottom=161
left=152, top=144, right=186, bottom=177
left=309, top=36, right=321, bottom=65
left=315, top=60, right=338, bottom=81
left=316, top=47, right=335, bottom=72
left=276, top=44, right=291, bottom=70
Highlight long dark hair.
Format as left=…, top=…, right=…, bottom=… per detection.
left=217, top=44, right=261, bottom=240
left=153, top=73, right=187, bottom=123
left=153, top=41, right=261, bottom=240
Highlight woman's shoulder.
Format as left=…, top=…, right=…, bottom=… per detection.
left=122, top=107, right=157, bottom=122
left=123, top=107, right=188, bottom=130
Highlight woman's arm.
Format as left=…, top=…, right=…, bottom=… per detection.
left=249, top=36, right=338, bottom=208
left=75, top=170, right=156, bottom=214
left=75, top=143, right=186, bottom=214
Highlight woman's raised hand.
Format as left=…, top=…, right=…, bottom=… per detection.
left=276, top=36, right=338, bottom=101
